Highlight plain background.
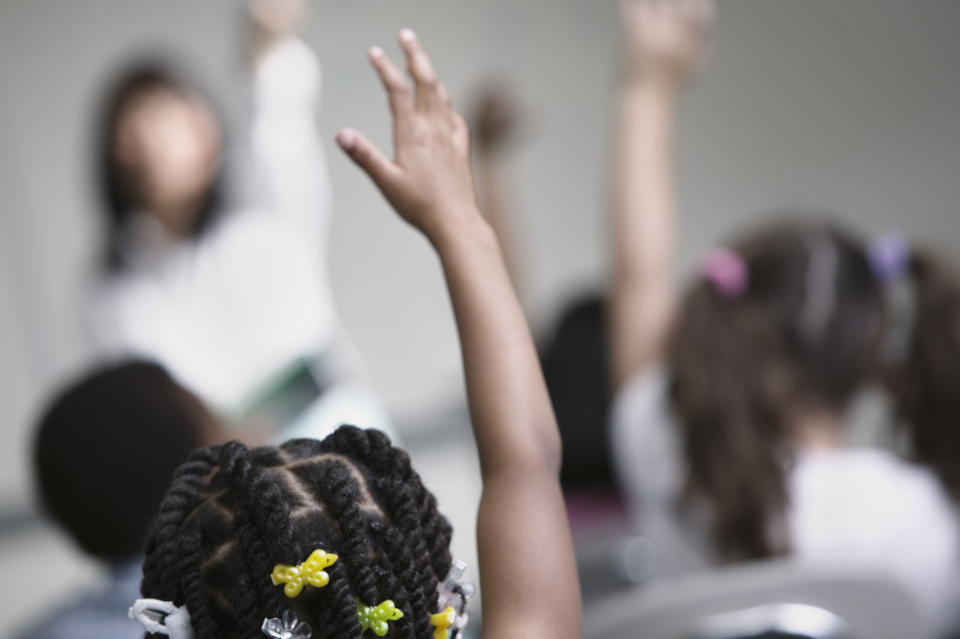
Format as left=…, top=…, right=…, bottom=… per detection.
left=0, top=0, right=959, bottom=631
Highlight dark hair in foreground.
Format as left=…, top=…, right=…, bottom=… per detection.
left=140, top=426, right=453, bottom=639
left=666, top=217, right=960, bottom=560
left=34, top=360, right=214, bottom=561
left=95, top=59, right=225, bottom=271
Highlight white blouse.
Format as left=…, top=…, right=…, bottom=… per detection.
left=88, top=38, right=339, bottom=413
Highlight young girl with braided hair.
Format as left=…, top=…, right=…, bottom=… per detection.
left=608, top=1, right=960, bottom=636
left=134, top=29, right=581, bottom=639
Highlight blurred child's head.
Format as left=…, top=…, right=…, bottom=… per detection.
left=667, top=217, right=885, bottom=558
left=540, top=295, right=614, bottom=491
left=140, top=426, right=455, bottom=639
left=34, top=360, right=221, bottom=562
left=96, top=60, right=224, bottom=268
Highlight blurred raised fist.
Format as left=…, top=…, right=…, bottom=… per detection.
left=470, top=83, right=521, bottom=156
left=620, top=0, right=714, bottom=85
left=248, top=0, right=306, bottom=38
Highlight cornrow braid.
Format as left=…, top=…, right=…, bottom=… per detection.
left=140, top=426, right=455, bottom=639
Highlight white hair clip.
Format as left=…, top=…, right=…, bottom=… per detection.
left=435, top=559, right=476, bottom=638
left=129, top=598, right=195, bottom=639
left=262, top=609, right=312, bottom=638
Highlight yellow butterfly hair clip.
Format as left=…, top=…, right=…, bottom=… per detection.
left=430, top=606, right=456, bottom=639
left=357, top=599, right=404, bottom=637
left=271, top=548, right=339, bottom=598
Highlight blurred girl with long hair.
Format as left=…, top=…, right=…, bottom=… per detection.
left=608, top=1, right=960, bottom=635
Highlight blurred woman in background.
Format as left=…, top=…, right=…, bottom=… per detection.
left=87, top=0, right=386, bottom=436
left=607, top=1, right=960, bottom=636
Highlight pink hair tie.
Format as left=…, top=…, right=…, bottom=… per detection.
left=703, top=248, right=749, bottom=298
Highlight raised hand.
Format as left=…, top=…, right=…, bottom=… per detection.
left=471, top=83, right=521, bottom=157
left=609, top=0, right=713, bottom=388
left=338, top=30, right=581, bottom=639
left=621, top=0, right=714, bottom=86
left=248, top=0, right=305, bottom=39
left=336, top=30, right=478, bottom=242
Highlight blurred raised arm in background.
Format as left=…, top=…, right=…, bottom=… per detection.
left=609, top=0, right=712, bottom=390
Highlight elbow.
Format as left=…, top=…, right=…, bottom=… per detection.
left=519, top=417, right=564, bottom=478
left=480, top=417, right=564, bottom=480
left=540, top=422, right=564, bottom=477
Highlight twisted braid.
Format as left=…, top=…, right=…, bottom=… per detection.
left=178, top=530, right=218, bottom=638
left=322, top=560, right=365, bottom=637
left=140, top=426, right=455, bottom=639
left=328, top=428, right=448, bottom=639
left=141, top=446, right=220, bottom=600
left=216, top=444, right=289, bottom=634
left=414, top=485, right=453, bottom=579
left=372, top=518, right=433, bottom=639
left=325, top=428, right=453, bottom=586
left=309, top=460, right=380, bottom=604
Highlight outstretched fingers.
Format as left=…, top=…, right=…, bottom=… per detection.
left=398, top=29, right=446, bottom=112
left=336, top=128, right=401, bottom=194
left=369, top=46, right=414, bottom=121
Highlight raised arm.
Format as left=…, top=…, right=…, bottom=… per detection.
left=610, top=0, right=712, bottom=389
left=336, top=31, right=581, bottom=639
left=246, top=0, right=332, bottom=253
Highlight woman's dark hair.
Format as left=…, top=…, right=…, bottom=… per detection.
left=96, top=60, right=225, bottom=271
left=666, top=218, right=885, bottom=560
left=34, top=360, right=216, bottom=561
left=886, top=250, right=960, bottom=502
left=140, top=426, right=454, bottom=639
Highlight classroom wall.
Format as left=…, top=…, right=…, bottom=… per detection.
left=1, top=0, right=959, bottom=513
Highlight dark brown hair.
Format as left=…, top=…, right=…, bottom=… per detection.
left=667, top=217, right=885, bottom=560
left=95, top=59, right=225, bottom=272
left=886, top=250, right=960, bottom=502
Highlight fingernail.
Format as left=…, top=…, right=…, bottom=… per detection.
left=369, top=46, right=383, bottom=59
left=336, top=130, right=356, bottom=150
left=399, top=28, right=416, bottom=43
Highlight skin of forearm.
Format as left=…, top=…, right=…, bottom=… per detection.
left=610, top=80, right=679, bottom=387
left=613, top=81, right=677, bottom=284
left=476, top=472, right=581, bottom=638
left=431, top=210, right=581, bottom=637
left=430, top=213, right=561, bottom=477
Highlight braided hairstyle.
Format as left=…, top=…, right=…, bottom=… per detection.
left=140, top=426, right=454, bottom=639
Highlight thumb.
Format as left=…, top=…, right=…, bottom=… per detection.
left=336, top=128, right=401, bottom=192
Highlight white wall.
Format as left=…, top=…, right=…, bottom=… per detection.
left=1, top=0, right=959, bottom=511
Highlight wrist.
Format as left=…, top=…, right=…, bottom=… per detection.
left=620, top=78, right=679, bottom=126
left=427, top=207, right=496, bottom=255
left=621, top=69, right=682, bottom=99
